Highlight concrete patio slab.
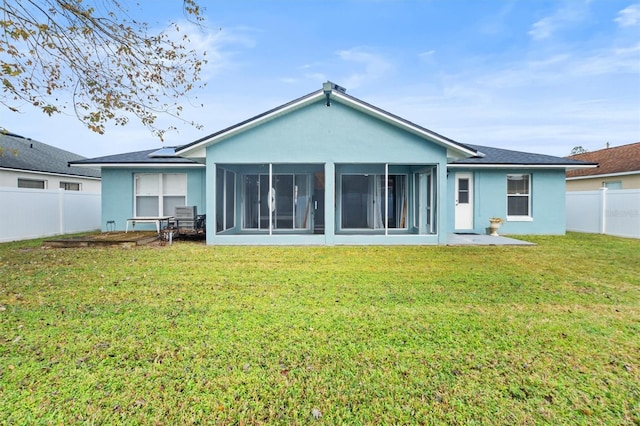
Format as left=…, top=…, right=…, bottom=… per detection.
left=447, top=233, right=535, bottom=246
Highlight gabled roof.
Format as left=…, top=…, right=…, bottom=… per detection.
left=69, top=147, right=203, bottom=168
left=176, top=86, right=478, bottom=160
left=0, top=132, right=101, bottom=178
left=566, top=142, right=640, bottom=178
left=448, top=144, right=597, bottom=170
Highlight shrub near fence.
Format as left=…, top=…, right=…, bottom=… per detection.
left=0, top=187, right=100, bottom=242
left=566, top=188, right=640, bottom=239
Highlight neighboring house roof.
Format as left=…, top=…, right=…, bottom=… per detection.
left=0, top=132, right=101, bottom=178
left=70, top=147, right=204, bottom=168
left=448, top=144, right=597, bottom=169
left=566, top=142, right=640, bottom=178
left=175, top=86, right=478, bottom=160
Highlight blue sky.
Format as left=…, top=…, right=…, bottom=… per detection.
left=6, top=0, right=640, bottom=158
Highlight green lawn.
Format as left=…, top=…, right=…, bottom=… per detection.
left=0, top=233, right=638, bottom=425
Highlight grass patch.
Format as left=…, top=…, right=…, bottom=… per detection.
left=1, top=233, right=638, bottom=424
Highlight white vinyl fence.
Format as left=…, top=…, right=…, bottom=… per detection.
left=0, top=187, right=101, bottom=243
left=566, top=188, right=640, bottom=239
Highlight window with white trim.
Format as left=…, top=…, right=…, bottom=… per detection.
left=60, top=182, right=81, bottom=191
left=134, top=173, right=186, bottom=217
left=507, top=174, right=530, bottom=217
left=18, top=178, right=46, bottom=189
left=603, top=180, right=622, bottom=189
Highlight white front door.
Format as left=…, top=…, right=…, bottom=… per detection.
left=454, top=172, right=473, bottom=230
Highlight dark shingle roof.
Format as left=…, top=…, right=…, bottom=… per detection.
left=0, top=132, right=100, bottom=178
left=70, top=147, right=201, bottom=166
left=450, top=144, right=596, bottom=168
left=566, top=142, right=640, bottom=178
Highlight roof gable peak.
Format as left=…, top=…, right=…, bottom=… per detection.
left=176, top=83, right=477, bottom=159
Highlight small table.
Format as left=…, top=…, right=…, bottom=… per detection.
left=125, top=216, right=173, bottom=233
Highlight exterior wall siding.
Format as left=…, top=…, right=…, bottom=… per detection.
left=205, top=102, right=447, bottom=164
left=101, top=167, right=205, bottom=232
left=448, top=168, right=567, bottom=235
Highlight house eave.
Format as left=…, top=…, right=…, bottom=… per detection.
left=448, top=163, right=599, bottom=170
left=176, top=91, right=326, bottom=158
left=329, top=91, right=477, bottom=159
left=567, top=170, right=640, bottom=180
left=0, top=166, right=101, bottom=180
left=69, top=163, right=205, bottom=169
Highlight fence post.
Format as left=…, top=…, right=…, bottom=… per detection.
left=599, top=187, right=607, bottom=234
left=59, top=189, right=64, bottom=235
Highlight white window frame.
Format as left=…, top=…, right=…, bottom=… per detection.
left=60, top=181, right=81, bottom=191
left=134, top=173, right=187, bottom=217
left=506, top=173, right=532, bottom=221
left=603, top=180, right=622, bottom=190
left=18, top=178, right=47, bottom=189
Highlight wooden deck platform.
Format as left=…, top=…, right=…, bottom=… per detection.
left=43, top=232, right=159, bottom=248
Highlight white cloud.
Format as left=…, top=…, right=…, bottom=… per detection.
left=529, top=17, right=556, bottom=41
left=175, top=23, right=257, bottom=81
left=528, top=1, right=590, bottom=41
left=335, top=48, right=393, bottom=89
left=419, top=50, right=436, bottom=59
left=615, top=4, right=640, bottom=27
left=363, top=36, right=640, bottom=157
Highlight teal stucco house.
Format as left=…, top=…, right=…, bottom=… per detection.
left=72, top=83, right=594, bottom=245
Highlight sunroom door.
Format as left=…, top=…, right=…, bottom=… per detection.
left=242, top=173, right=311, bottom=231
left=454, top=172, right=473, bottom=230
left=413, top=168, right=436, bottom=234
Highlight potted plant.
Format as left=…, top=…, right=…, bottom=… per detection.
left=488, top=217, right=504, bottom=236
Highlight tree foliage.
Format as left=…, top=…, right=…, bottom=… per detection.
left=0, top=0, right=207, bottom=139
left=570, top=146, right=589, bottom=155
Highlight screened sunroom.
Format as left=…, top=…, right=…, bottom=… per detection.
left=213, top=162, right=439, bottom=241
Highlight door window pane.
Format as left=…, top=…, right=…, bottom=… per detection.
left=341, top=173, right=407, bottom=230
left=242, top=173, right=310, bottom=230
left=225, top=170, right=235, bottom=229
left=342, top=175, right=371, bottom=229
left=274, top=175, right=294, bottom=229
left=458, top=178, right=469, bottom=204
left=243, top=175, right=259, bottom=229
left=259, top=175, right=270, bottom=229
left=295, top=174, right=310, bottom=229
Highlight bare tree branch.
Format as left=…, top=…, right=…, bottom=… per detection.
left=0, top=0, right=207, bottom=140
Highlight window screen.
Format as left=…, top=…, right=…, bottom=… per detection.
left=507, top=174, right=530, bottom=216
